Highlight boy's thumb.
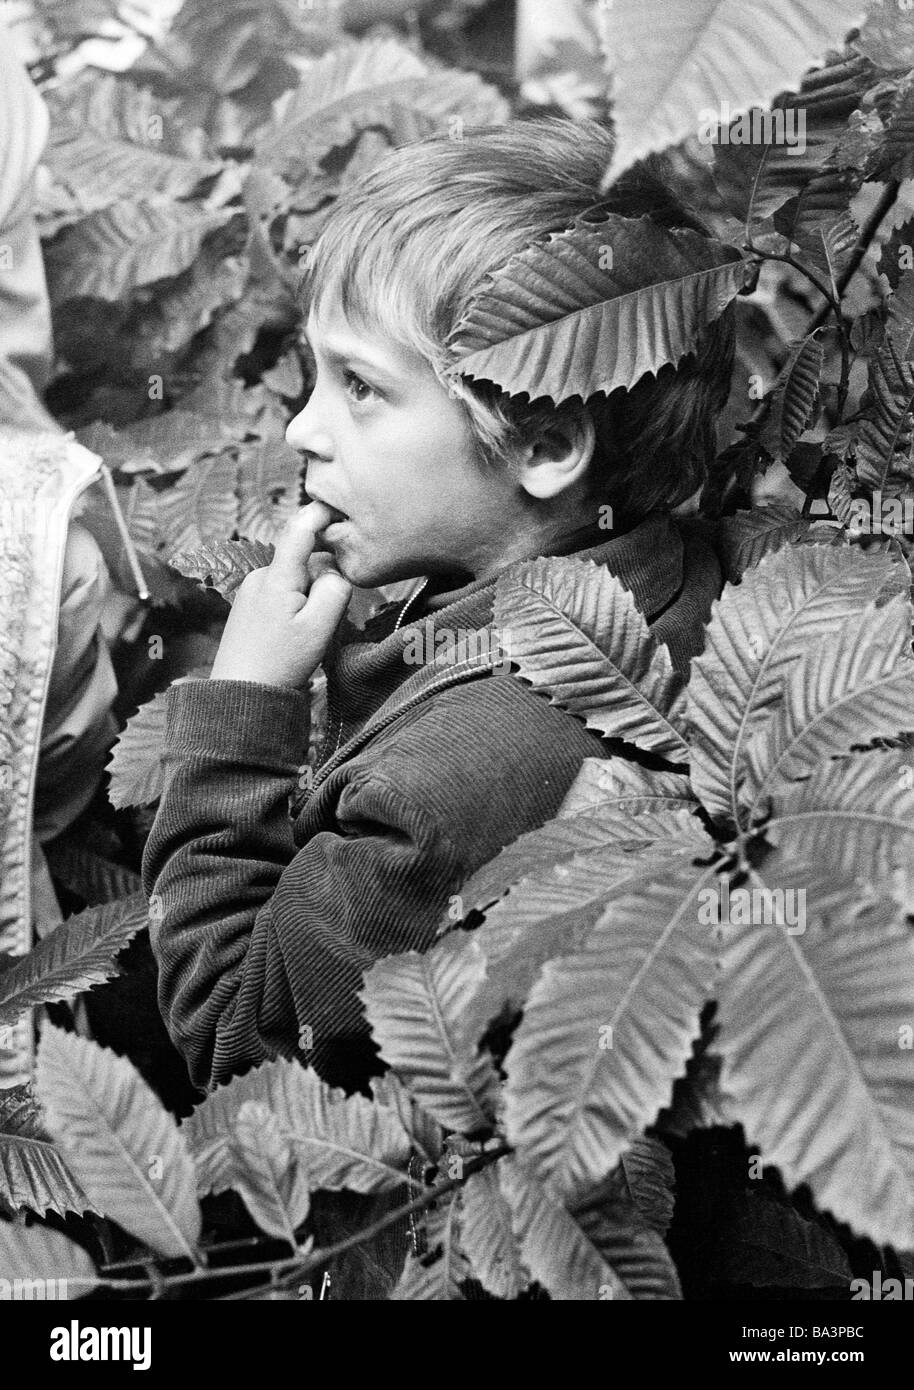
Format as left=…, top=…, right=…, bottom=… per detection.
left=305, top=568, right=352, bottom=636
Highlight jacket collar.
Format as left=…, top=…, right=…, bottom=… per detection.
left=378, top=512, right=683, bottom=632
left=314, top=513, right=687, bottom=780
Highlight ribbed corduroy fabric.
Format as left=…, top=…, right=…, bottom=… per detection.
left=141, top=513, right=721, bottom=1097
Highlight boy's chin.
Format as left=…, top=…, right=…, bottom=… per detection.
left=328, top=532, right=433, bottom=589
left=329, top=544, right=402, bottom=591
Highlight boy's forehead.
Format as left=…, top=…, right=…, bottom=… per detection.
left=305, top=303, right=424, bottom=378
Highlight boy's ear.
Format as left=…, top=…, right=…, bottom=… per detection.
left=515, top=406, right=596, bottom=500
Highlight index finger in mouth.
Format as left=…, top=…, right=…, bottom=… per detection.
left=269, top=501, right=335, bottom=589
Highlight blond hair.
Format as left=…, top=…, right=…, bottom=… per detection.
left=301, top=117, right=734, bottom=526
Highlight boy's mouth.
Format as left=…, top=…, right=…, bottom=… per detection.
left=308, top=494, right=349, bottom=526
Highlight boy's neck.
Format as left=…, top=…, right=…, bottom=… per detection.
left=467, top=509, right=616, bottom=583
left=421, top=513, right=630, bottom=609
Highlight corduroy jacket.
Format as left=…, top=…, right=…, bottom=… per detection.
left=141, top=512, right=721, bottom=1095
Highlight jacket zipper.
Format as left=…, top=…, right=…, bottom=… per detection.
left=393, top=577, right=429, bottom=633
left=324, top=576, right=432, bottom=761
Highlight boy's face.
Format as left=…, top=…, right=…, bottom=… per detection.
left=285, top=299, right=526, bottom=588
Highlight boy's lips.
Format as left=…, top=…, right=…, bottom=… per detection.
left=309, top=495, right=349, bottom=525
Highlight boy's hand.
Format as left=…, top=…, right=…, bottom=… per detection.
left=208, top=502, right=352, bottom=689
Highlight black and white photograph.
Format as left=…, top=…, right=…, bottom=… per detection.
left=0, top=0, right=912, bottom=1354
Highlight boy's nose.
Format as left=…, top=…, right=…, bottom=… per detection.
left=285, top=401, right=333, bottom=458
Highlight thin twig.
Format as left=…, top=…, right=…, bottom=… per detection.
left=807, top=178, right=902, bottom=334
left=98, top=1231, right=277, bottom=1277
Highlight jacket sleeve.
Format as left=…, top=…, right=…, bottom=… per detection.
left=141, top=678, right=465, bottom=1094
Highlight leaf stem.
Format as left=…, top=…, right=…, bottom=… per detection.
left=224, top=1142, right=512, bottom=1300
left=747, top=180, right=902, bottom=446
left=746, top=244, right=840, bottom=327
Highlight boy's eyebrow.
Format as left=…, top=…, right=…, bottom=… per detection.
left=302, top=326, right=400, bottom=381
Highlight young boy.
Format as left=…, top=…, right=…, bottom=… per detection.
left=141, top=117, right=731, bottom=1097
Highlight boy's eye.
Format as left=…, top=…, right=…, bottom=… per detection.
left=343, top=371, right=376, bottom=405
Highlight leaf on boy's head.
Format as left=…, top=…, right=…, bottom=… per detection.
left=445, top=214, right=751, bottom=406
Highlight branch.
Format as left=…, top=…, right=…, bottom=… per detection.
left=226, top=1141, right=512, bottom=1300
left=710, top=185, right=904, bottom=516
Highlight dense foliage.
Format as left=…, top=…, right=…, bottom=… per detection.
left=4, top=0, right=914, bottom=1299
